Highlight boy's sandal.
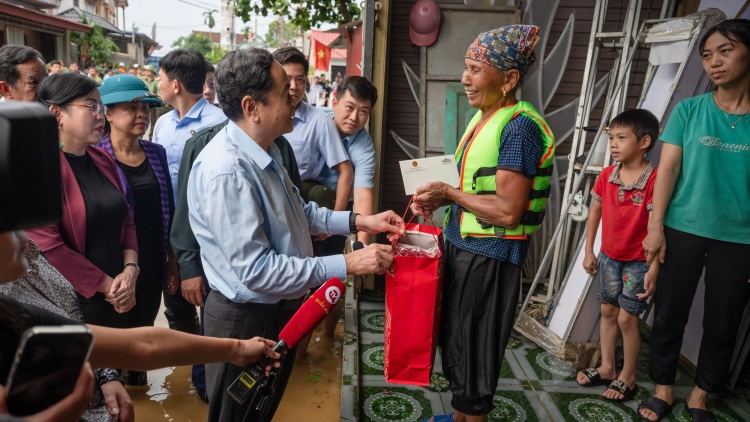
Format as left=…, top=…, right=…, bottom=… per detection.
left=421, top=415, right=454, bottom=422
left=603, top=379, right=639, bottom=402
left=637, top=396, right=674, bottom=422
left=686, top=404, right=718, bottom=422
left=576, top=367, right=613, bottom=387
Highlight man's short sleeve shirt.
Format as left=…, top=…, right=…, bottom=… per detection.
left=286, top=102, right=349, bottom=181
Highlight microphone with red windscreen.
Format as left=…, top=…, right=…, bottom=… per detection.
left=226, top=277, right=346, bottom=405
left=278, top=277, right=345, bottom=348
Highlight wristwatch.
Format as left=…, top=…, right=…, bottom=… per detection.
left=124, top=263, right=140, bottom=274
left=349, top=212, right=360, bottom=234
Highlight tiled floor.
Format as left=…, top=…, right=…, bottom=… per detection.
left=340, top=285, right=750, bottom=422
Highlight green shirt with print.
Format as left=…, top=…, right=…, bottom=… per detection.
left=660, top=92, right=750, bottom=244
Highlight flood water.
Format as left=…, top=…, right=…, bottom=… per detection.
left=128, top=301, right=343, bottom=421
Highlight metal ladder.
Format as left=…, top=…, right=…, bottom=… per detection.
left=517, top=0, right=684, bottom=315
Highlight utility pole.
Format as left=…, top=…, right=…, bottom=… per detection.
left=277, top=15, right=284, bottom=47
left=220, top=0, right=235, bottom=52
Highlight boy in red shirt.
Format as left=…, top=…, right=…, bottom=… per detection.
left=575, top=109, right=660, bottom=403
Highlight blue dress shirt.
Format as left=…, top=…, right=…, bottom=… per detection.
left=287, top=101, right=349, bottom=181
left=318, top=107, right=376, bottom=201
left=187, top=121, right=350, bottom=304
left=153, top=97, right=227, bottom=204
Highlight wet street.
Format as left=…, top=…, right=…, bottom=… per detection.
left=127, top=300, right=343, bottom=421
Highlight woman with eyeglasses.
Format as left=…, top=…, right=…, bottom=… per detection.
left=93, top=75, right=179, bottom=386
left=28, top=73, right=139, bottom=329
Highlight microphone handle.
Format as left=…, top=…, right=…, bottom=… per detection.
left=253, top=340, right=288, bottom=371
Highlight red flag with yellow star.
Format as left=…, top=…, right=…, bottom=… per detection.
left=314, top=39, right=331, bottom=71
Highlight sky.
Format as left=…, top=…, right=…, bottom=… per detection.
left=122, top=0, right=336, bottom=56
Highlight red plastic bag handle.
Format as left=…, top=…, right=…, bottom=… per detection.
left=391, top=196, right=442, bottom=256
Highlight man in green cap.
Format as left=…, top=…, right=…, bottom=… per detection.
left=143, top=64, right=161, bottom=137
left=87, top=64, right=102, bottom=83
left=143, top=64, right=172, bottom=140
left=142, top=64, right=159, bottom=95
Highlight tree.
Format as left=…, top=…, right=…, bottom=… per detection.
left=209, top=46, right=228, bottom=64
left=233, top=0, right=360, bottom=31
left=265, top=20, right=297, bottom=47
left=171, top=33, right=214, bottom=58
left=70, top=17, right=119, bottom=65
left=203, top=9, right=218, bottom=30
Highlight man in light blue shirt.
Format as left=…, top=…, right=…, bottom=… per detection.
left=272, top=48, right=354, bottom=213
left=319, top=76, right=379, bottom=246
left=187, top=48, right=402, bottom=422
left=153, top=49, right=227, bottom=206
left=152, top=49, right=227, bottom=385
left=308, top=74, right=323, bottom=105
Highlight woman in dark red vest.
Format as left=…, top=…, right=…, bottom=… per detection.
left=28, top=73, right=139, bottom=327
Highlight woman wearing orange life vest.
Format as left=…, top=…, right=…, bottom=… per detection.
left=412, top=25, right=555, bottom=422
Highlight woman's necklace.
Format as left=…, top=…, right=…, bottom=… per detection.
left=714, top=92, right=750, bottom=129
left=722, top=108, right=750, bottom=129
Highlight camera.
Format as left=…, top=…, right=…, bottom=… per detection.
left=0, top=102, right=61, bottom=232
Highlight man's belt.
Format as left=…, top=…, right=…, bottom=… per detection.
left=210, top=290, right=305, bottom=311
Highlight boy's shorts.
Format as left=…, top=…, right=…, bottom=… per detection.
left=597, top=252, right=649, bottom=316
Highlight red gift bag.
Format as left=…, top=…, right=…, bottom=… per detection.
left=384, top=201, right=443, bottom=386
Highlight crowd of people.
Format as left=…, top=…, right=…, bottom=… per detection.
left=0, top=37, right=395, bottom=421
left=0, top=17, right=749, bottom=422
left=307, top=72, right=342, bottom=107
left=44, top=60, right=149, bottom=82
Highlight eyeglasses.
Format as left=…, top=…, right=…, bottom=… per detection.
left=68, top=102, right=108, bottom=114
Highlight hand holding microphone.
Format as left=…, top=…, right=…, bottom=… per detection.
left=227, top=277, right=346, bottom=406
left=230, top=337, right=283, bottom=370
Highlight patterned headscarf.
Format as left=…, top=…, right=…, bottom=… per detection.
left=465, top=25, right=540, bottom=75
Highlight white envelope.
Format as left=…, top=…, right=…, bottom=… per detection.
left=399, top=155, right=460, bottom=195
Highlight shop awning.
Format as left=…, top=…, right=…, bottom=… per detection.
left=0, top=1, right=91, bottom=33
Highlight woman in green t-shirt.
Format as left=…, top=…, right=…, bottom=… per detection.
left=639, top=19, right=750, bottom=422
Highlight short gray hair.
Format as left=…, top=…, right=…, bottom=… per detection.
left=215, top=48, right=275, bottom=121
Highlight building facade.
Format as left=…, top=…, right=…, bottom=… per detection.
left=0, top=0, right=90, bottom=63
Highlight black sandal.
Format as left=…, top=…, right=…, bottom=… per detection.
left=604, top=379, right=639, bottom=402
left=637, top=396, right=674, bottom=422
left=576, top=367, right=613, bottom=387
left=686, top=404, right=718, bottom=422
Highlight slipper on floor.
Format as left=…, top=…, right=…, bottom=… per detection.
left=576, top=367, right=614, bottom=387
left=421, top=415, right=454, bottom=422
left=603, top=379, right=639, bottom=402
left=637, top=396, right=674, bottom=422
left=686, top=404, right=718, bottom=422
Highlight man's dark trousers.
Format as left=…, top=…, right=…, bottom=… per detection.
left=204, top=290, right=300, bottom=422
left=162, top=284, right=199, bottom=333
left=191, top=277, right=211, bottom=391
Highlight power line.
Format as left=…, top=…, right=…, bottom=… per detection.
left=165, top=0, right=218, bottom=9
left=186, top=0, right=220, bottom=9
left=136, top=21, right=203, bottom=30
left=169, top=0, right=214, bottom=11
